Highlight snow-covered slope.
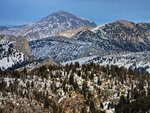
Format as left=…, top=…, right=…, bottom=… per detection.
left=29, top=31, right=121, bottom=63
left=61, top=55, right=97, bottom=66
left=73, top=30, right=120, bottom=51
left=0, top=35, right=32, bottom=70
left=0, top=26, right=8, bottom=31
left=30, top=36, right=106, bottom=62
left=62, top=51, right=150, bottom=74
left=0, top=11, right=96, bottom=40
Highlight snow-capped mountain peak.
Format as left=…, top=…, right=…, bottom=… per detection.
left=0, top=11, right=97, bottom=40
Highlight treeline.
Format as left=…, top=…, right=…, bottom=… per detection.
left=0, top=61, right=148, bottom=80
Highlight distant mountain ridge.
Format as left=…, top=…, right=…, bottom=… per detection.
left=63, top=20, right=150, bottom=52
left=53, top=20, right=150, bottom=52
left=1, top=12, right=150, bottom=73
left=0, top=26, right=8, bottom=31
left=0, top=11, right=97, bottom=40
left=91, top=20, right=150, bottom=52
left=28, top=19, right=150, bottom=63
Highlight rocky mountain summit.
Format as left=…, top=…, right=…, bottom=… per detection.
left=91, top=20, right=150, bottom=52
left=0, top=11, right=96, bottom=40
left=57, top=20, right=150, bottom=52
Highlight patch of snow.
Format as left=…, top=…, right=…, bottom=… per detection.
left=61, top=55, right=97, bottom=66
left=91, top=24, right=106, bottom=33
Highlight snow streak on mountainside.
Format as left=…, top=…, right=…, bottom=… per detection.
left=0, top=11, right=97, bottom=40
left=61, top=55, right=98, bottom=66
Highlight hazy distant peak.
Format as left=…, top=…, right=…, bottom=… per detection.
left=53, top=10, right=70, bottom=14
left=43, top=10, right=76, bottom=19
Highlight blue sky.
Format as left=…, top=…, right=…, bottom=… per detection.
left=0, top=0, right=150, bottom=26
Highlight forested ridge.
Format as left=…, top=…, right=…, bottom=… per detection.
left=0, top=62, right=150, bottom=113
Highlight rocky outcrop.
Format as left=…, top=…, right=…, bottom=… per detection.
left=0, top=35, right=31, bottom=56
left=15, top=35, right=32, bottom=56
left=92, top=20, right=150, bottom=51
left=57, top=26, right=93, bottom=38
left=0, top=35, right=32, bottom=70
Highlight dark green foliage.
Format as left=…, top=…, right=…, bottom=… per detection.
left=74, top=80, right=79, bottom=90
left=0, top=61, right=150, bottom=113
left=89, top=73, right=94, bottom=80
left=75, top=62, right=80, bottom=68
left=44, top=97, right=51, bottom=108
left=115, top=91, right=150, bottom=113
left=0, top=79, right=7, bottom=91
left=81, top=105, right=88, bottom=113
left=69, top=74, right=74, bottom=85
left=26, top=81, right=30, bottom=89
left=82, top=81, right=88, bottom=98
left=31, top=81, right=34, bottom=88
left=77, top=70, right=81, bottom=77
left=100, top=102, right=104, bottom=109
left=97, top=77, right=102, bottom=85
left=90, top=100, right=96, bottom=112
